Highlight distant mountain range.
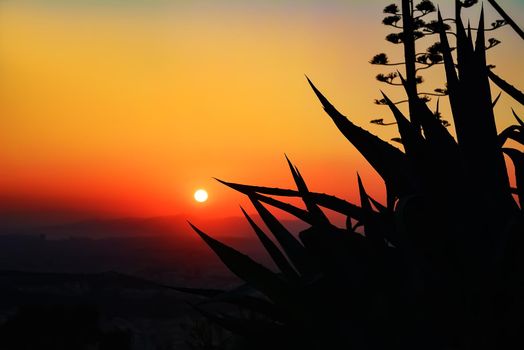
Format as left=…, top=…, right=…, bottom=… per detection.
left=2, top=214, right=308, bottom=240
left=0, top=215, right=309, bottom=289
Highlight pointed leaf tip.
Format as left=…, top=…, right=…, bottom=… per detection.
left=513, top=109, right=524, bottom=127
left=284, top=153, right=292, bottom=165
left=475, top=7, right=485, bottom=53
left=214, top=177, right=226, bottom=184
left=397, top=71, right=407, bottom=86
left=492, top=92, right=502, bottom=108
left=283, top=155, right=329, bottom=225
left=356, top=173, right=372, bottom=213
left=188, top=222, right=207, bottom=239
left=306, top=78, right=334, bottom=110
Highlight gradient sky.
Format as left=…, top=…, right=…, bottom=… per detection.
left=1, top=0, right=523, bottom=226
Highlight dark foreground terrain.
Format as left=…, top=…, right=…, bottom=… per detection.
left=0, top=216, right=306, bottom=349
left=0, top=270, right=207, bottom=349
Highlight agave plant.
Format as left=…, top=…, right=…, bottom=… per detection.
left=185, top=1, right=524, bottom=349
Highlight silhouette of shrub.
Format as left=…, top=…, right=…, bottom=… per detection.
left=185, top=1, right=524, bottom=349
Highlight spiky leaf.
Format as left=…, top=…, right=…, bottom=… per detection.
left=189, top=222, right=290, bottom=303
left=306, top=77, right=416, bottom=199
left=249, top=198, right=313, bottom=275
left=285, top=155, right=330, bottom=226
left=488, top=70, right=524, bottom=106
left=215, top=179, right=370, bottom=221
left=381, top=91, right=426, bottom=158
left=241, top=206, right=300, bottom=281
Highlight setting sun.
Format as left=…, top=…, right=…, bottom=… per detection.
left=194, top=189, right=208, bottom=203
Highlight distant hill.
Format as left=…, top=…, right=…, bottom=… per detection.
left=0, top=215, right=309, bottom=289
left=3, top=214, right=308, bottom=240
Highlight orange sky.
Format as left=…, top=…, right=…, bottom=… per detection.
left=1, top=1, right=523, bottom=225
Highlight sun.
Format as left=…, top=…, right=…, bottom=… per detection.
left=194, top=189, right=208, bottom=203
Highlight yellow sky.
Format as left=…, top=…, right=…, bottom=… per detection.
left=1, top=1, right=523, bottom=222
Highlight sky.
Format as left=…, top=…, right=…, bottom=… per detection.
left=1, top=0, right=524, bottom=227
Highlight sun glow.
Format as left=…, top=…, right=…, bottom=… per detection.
left=194, top=189, right=208, bottom=203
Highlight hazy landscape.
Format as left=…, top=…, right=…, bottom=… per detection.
left=0, top=214, right=313, bottom=283
left=0, top=215, right=307, bottom=349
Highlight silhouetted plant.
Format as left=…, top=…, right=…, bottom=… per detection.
left=184, top=1, right=524, bottom=349
left=370, top=0, right=508, bottom=130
